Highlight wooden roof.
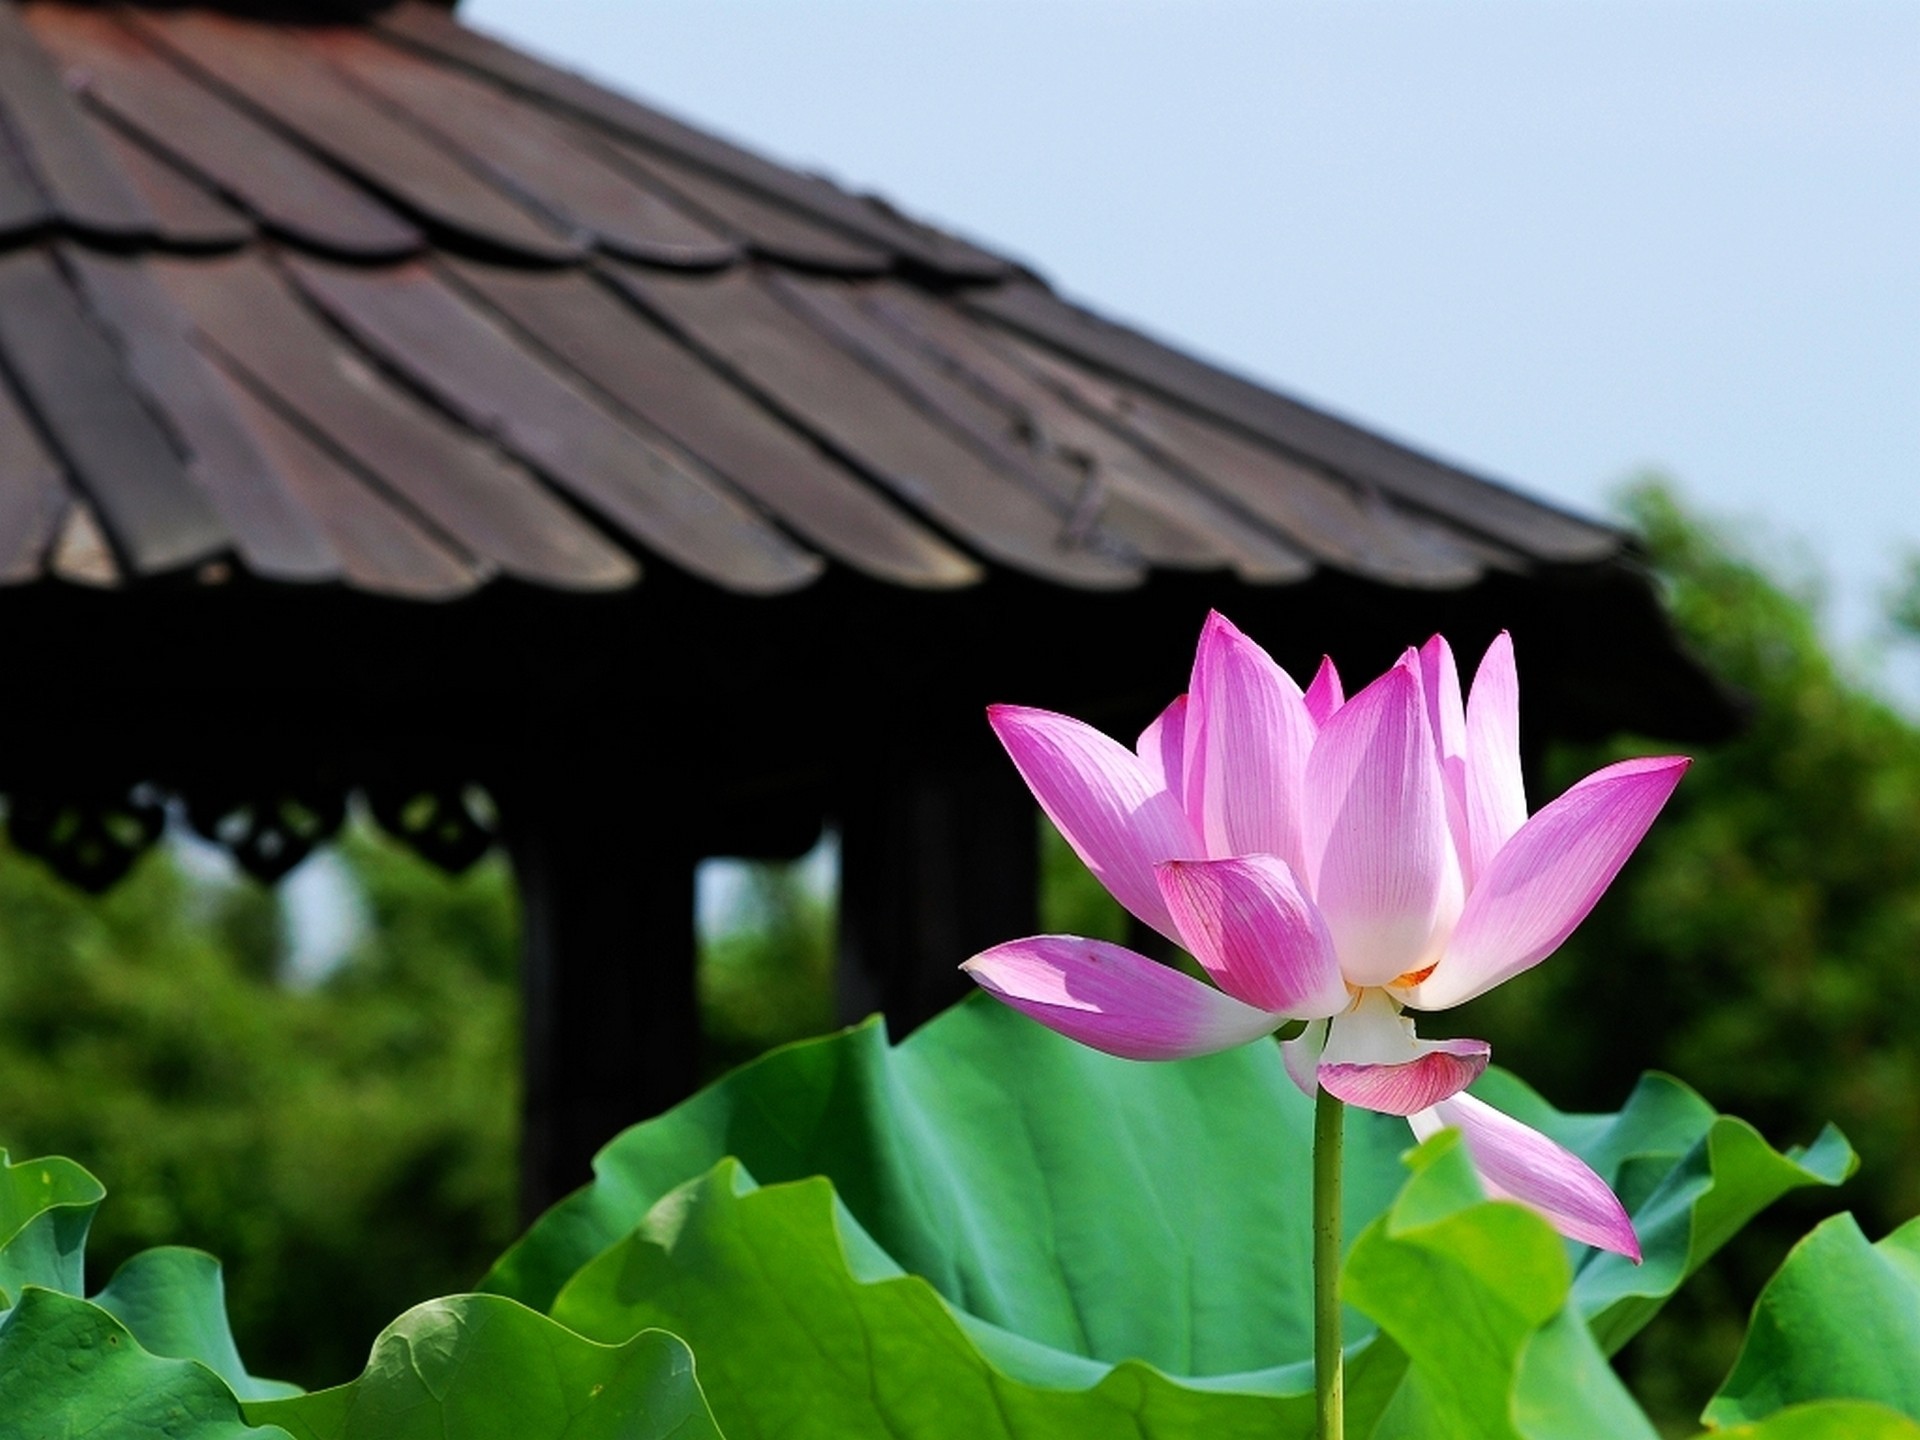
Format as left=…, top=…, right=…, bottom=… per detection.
left=0, top=0, right=1636, bottom=604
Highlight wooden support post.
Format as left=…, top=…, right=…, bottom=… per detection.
left=505, top=764, right=700, bottom=1222
left=837, top=747, right=1038, bottom=1035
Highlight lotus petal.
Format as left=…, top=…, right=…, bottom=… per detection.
left=1304, top=655, right=1345, bottom=728
left=1136, top=695, right=1189, bottom=801
left=1411, top=1092, right=1641, bottom=1260
left=1183, top=612, right=1315, bottom=874
left=1417, top=635, right=1473, bottom=872
left=1312, top=990, right=1487, bottom=1115
left=1404, top=755, right=1690, bottom=1009
left=962, top=935, right=1281, bottom=1061
left=1463, top=632, right=1526, bottom=885
left=1155, top=856, right=1350, bottom=1018
left=1281, top=1018, right=1328, bottom=1098
left=990, top=705, right=1201, bottom=943
left=1304, top=660, right=1462, bottom=986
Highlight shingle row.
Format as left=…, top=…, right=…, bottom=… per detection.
left=0, top=0, right=1624, bottom=601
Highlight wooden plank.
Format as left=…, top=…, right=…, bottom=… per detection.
left=120, top=8, right=577, bottom=260
left=24, top=5, right=419, bottom=258
left=967, top=281, right=1624, bottom=564
left=285, top=255, right=823, bottom=595
left=323, top=30, right=740, bottom=269
left=446, top=260, right=979, bottom=590
left=374, top=0, right=1011, bottom=280
left=0, top=249, right=228, bottom=574
left=606, top=264, right=1142, bottom=590
left=857, top=285, right=1314, bottom=585
left=81, top=110, right=251, bottom=249
left=0, top=2, right=152, bottom=237
left=1006, top=336, right=1497, bottom=588
left=772, top=274, right=1278, bottom=577
left=0, top=109, right=51, bottom=241
left=48, top=497, right=118, bottom=587
left=0, top=370, right=69, bottom=582
left=603, top=140, right=890, bottom=274
left=64, top=249, right=340, bottom=581
left=202, top=358, right=482, bottom=600
left=146, top=253, right=637, bottom=591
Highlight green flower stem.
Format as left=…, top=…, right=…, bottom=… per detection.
left=1313, top=1084, right=1345, bottom=1440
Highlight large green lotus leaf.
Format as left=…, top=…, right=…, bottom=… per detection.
left=549, top=1137, right=1687, bottom=1439
left=243, top=1294, right=724, bottom=1440
left=1469, top=1070, right=1856, bottom=1354
left=94, top=1247, right=302, bottom=1402
left=1349, top=1132, right=1659, bottom=1440
left=1704, top=1213, right=1920, bottom=1427
left=551, top=1155, right=1412, bottom=1439
left=489, top=996, right=1416, bottom=1377
left=0, top=1284, right=296, bottom=1439
left=490, top=997, right=1849, bottom=1382
left=0, top=1147, right=105, bottom=1307
left=1712, top=1403, right=1920, bottom=1438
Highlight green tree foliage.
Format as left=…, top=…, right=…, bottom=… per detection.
left=0, top=826, right=522, bottom=1388
left=1450, top=480, right=1920, bottom=1428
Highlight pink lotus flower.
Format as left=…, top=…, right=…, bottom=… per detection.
left=962, top=612, right=1688, bottom=1261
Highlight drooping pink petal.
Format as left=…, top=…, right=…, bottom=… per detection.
left=1410, top=1093, right=1641, bottom=1260
left=1304, top=656, right=1345, bottom=728
left=1463, top=631, right=1526, bottom=885
left=1403, top=754, right=1690, bottom=1009
left=989, top=704, right=1202, bottom=944
left=1304, top=660, right=1463, bottom=986
left=1136, top=694, right=1189, bottom=800
left=1182, top=612, right=1315, bottom=874
left=962, top=935, right=1282, bottom=1060
left=1312, top=990, right=1487, bottom=1115
left=1282, top=1018, right=1328, bottom=1098
left=1155, top=856, right=1350, bottom=1018
left=1417, top=635, right=1474, bottom=877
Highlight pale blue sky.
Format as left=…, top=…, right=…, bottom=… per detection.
left=468, top=0, right=1918, bottom=673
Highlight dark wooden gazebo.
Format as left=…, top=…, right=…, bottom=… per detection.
left=0, top=0, right=1735, bottom=1214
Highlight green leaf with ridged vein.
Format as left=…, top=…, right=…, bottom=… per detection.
left=94, top=1247, right=302, bottom=1402
left=551, top=1156, right=1412, bottom=1440
left=490, top=998, right=1848, bottom=1388
left=489, top=995, right=1418, bottom=1380
left=0, top=1285, right=296, bottom=1439
left=1467, top=1070, right=1856, bottom=1354
left=1348, top=1132, right=1657, bottom=1440
left=0, top=1147, right=105, bottom=1308
left=1704, top=1213, right=1920, bottom=1427
left=243, top=1294, right=724, bottom=1440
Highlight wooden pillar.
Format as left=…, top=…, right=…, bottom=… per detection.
left=504, top=760, right=700, bottom=1222
left=837, top=745, right=1038, bottom=1035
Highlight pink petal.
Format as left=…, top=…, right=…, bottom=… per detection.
left=962, top=935, right=1282, bottom=1060
left=1136, top=695, right=1189, bottom=800
left=1282, top=1019, right=1327, bottom=1098
left=1304, top=656, right=1345, bottom=728
left=989, top=704, right=1202, bottom=944
left=1313, top=990, right=1488, bottom=1115
left=1304, top=660, right=1462, bottom=986
left=1154, top=856, right=1350, bottom=1018
left=1182, top=612, right=1315, bottom=874
left=1417, top=635, right=1474, bottom=876
left=1410, top=1093, right=1641, bottom=1260
left=1463, top=632, right=1527, bottom=885
left=1405, top=754, right=1690, bottom=1009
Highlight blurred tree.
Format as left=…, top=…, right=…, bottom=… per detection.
left=1449, top=480, right=1920, bottom=1431
left=0, top=824, right=521, bottom=1389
